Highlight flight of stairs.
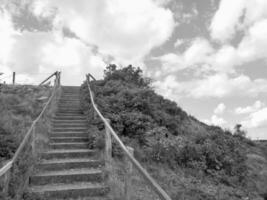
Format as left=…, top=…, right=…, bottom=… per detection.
left=28, top=86, right=109, bottom=199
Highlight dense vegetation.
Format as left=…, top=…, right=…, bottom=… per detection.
left=0, top=85, right=50, bottom=165
left=80, top=65, right=266, bottom=199
left=0, top=85, right=53, bottom=199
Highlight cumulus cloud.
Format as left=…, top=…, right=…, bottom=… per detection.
left=242, top=107, right=267, bottom=129
left=1, top=0, right=175, bottom=85
left=210, top=0, right=267, bottom=43
left=153, top=75, right=182, bottom=101
left=237, top=19, right=267, bottom=62
left=0, top=7, right=16, bottom=71
left=204, top=115, right=227, bottom=127
left=6, top=31, right=106, bottom=85
left=155, top=38, right=214, bottom=74
left=214, top=103, right=226, bottom=115
left=155, top=53, right=185, bottom=73
left=189, top=74, right=267, bottom=98
left=209, top=0, right=245, bottom=42
left=235, top=100, right=265, bottom=115
left=33, top=0, right=175, bottom=65
left=174, top=39, right=183, bottom=48
left=155, top=73, right=267, bottom=99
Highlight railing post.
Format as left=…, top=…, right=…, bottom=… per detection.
left=104, top=118, right=112, bottom=167
left=31, top=124, right=36, bottom=157
left=125, top=146, right=134, bottom=200
left=3, top=169, right=10, bottom=195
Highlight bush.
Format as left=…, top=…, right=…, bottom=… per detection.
left=80, top=65, right=249, bottom=188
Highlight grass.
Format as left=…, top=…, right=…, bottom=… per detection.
left=0, top=84, right=60, bottom=200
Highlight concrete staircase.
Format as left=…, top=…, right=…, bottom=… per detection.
left=28, top=86, right=109, bottom=199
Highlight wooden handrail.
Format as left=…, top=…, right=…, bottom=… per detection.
left=86, top=74, right=172, bottom=200
left=0, top=73, right=61, bottom=178
left=39, top=71, right=59, bottom=86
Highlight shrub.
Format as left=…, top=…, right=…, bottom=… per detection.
left=80, top=65, right=249, bottom=187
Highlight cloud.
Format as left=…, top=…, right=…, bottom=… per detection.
left=153, top=75, right=182, bottom=101
left=0, top=8, right=16, bottom=68
left=174, top=39, right=183, bottom=48
left=183, top=38, right=213, bottom=66
left=155, top=73, right=267, bottom=99
left=1, top=0, right=175, bottom=85
left=155, top=38, right=214, bottom=74
left=237, top=19, right=267, bottom=62
left=235, top=100, right=265, bottom=115
left=155, top=53, right=185, bottom=73
left=242, top=107, right=267, bottom=129
left=34, top=0, right=175, bottom=65
left=204, top=115, right=227, bottom=126
left=189, top=74, right=267, bottom=98
left=209, top=0, right=245, bottom=42
left=214, top=103, right=226, bottom=115
left=210, top=0, right=267, bottom=42
left=3, top=29, right=105, bottom=85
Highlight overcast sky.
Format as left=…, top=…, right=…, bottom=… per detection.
left=0, top=0, right=267, bottom=139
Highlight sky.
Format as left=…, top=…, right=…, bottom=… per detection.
left=0, top=0, right=267, bottom=139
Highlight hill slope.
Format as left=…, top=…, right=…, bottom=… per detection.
left=0, top=85, right=51, bottom=166
left=80, top=65, right=267, bottom=200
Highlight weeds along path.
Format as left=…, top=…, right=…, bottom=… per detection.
left=26, top=86, right=109, bottom=200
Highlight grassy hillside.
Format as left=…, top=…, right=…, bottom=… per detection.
left=0, top=85, right=51, bottom=166
left=80, top=65, right=267, bottom=200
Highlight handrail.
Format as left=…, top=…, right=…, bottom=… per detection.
left=39, top=71, right=59, bottom=86
left=0, top=72, right=61, bottom=178
left=86, top=74, right=172, bottom=200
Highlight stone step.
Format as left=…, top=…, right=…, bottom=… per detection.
left=60, top=95, right=80, bottom=97
left=57, top=108, right=81, bottom=112
left=59, top=100, right=80, bottom=102
left=53, top=123, right=87, bottom=128
left=52, top=119, right=87, bottom=123
left=57, top=109, right=82, bottom=112
left=52, top=127, right=87, bottom=132
left=50, top=132, right=88, bottom=138
left=37, top=158, right=103, bottom=171
left=29, top=182, right=109, bottom=199
left=58, top=103, right=80, bottom=105
left=56, top=112, right=83, bottom=116
left=54, top=116, right=86, bottom=120
left=60, top=98, right=80, bottom=101
left=56, top=111, right=83, bottom=115
left=30, top=168, right=103, bottom=186
left=58, top=102, right=80, bottom=105
left=58, top=104, right=81, bottom=107
left=50, top=137, right=88, bottom=143
left=50, top=142, right=88, bottom=150
left=42, top=149, right=96, bottom=160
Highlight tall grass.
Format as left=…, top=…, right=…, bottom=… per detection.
left=0, top=85, right=60, bottom=199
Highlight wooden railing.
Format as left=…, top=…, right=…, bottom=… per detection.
left=0, top=71, right=61, bottom=197
left=86, top=73, right=172, bottom=200
left=39, top=71, right=61, bottom=86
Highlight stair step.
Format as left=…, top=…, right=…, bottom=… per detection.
left=56, top=109, right=82, bottom=112
left=54, top=116, right=86, bottom=120
left=52, top=127, right=87, bottom=132
left=52, top=119, right=87, bottom=123
left=53, top=124, right=87, bottom=128
left=59, top=101, right=80, bottom=103
left=50, top=137, right=88, bottom=143
left=50, top=142, right=88, bottom=150
left=51, top=132, right=88, bottom=138
left=30, top=168, right=103, bottom=186
left=38, top=158, right=103, bottom=171
left=56, top=113, right=84, bottom=116
left=42, top=149, right=96, bottom=160
left=57, top=109, right=82, bottom=112
left=29, top=182, right=109, bottom=199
